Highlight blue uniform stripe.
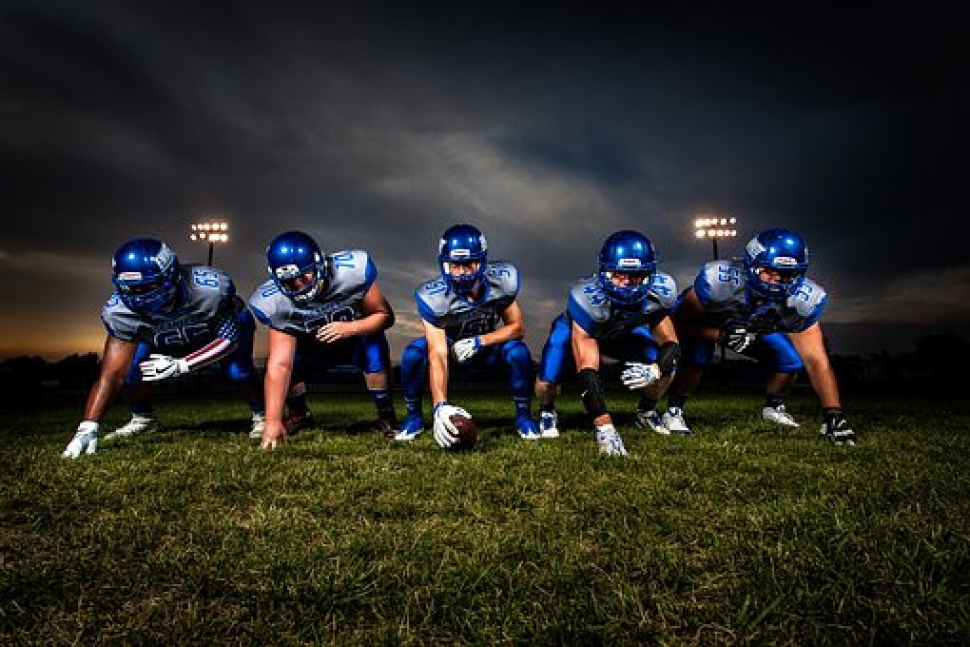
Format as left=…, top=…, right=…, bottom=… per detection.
left=567, top=292, right=596, bottom=335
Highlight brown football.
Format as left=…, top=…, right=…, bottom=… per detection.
left=448, top=413, right=478, bottom=451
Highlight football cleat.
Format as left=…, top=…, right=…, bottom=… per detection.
left=539, top=411, right=560, bottom=438
left=762, top=404, right=800, bottom=427
left=394, top=413, right=425, bottom=442
left=105, top=414, right=159, bottom=440
left=284, top=408, right=314, bottom=435
left=376, top=415, right=399, bottom=438
left=634, top=409, right=668, bottom=434
left=660, top=407, right=694, bottom=436
left=516, top=414, right=541, bottom=441
left=596, top=426, right=629, bottom=457
left=249, top=412, right=266, bottom=439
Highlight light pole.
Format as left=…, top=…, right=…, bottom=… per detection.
left=694, top=216, right=739, bottom=372
left=693, top=216, right=738, bottom=260
left=190, top=219, right=230, bottom=266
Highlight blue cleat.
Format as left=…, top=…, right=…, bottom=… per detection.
left=516, top=414, right=541, bottom=441
left=394, top=413, right=425, bottom=442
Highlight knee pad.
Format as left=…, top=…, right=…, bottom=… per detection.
left=657, top=342, right=681, bottom=375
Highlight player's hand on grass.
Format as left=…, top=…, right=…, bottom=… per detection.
left=316, top=321, right=356, bottom=344
left=62, top=421, right=99, bottom=458
left=139, top=354, right=190, bottom=381
left=260, top=419, right=289, bottom=450
left=821, top=408, right=856, bottom=446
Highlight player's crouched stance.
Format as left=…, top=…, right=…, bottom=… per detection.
left=535, top=231, right=681, bottom=457
left=249, top=231, right=399, bottom=450
left=62, top=239, right=265, bottom=458
left=395, top=224, right=539, bottom=447
left=666, top=228, right=856, bottom=445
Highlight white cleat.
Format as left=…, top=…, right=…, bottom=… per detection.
left=596, top=428, right=629, bottom=457
left=762, top=405, right=800, bottom=427
left=104, top=414, right=159, bottom=440
left=249, top=412, right=266, bottom=439
left=634, top=409, right=668, bottom=434
left=539, top=411, right=560, bottom=438
left=660, top=407, right=694, bottom=436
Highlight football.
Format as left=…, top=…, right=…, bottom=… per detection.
left=448, top=412, right=478, bottom=450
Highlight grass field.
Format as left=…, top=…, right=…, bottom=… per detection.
left=2, top=390, right=968, bottom=644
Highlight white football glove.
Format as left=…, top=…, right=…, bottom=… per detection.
left=620, top=362, right=661, bottom=390
left=432, top=402, right=471, bottom=448
left=452, top=337, right=481, bottom=363
left=62, top=421, right=99, bottom=459
left=139, top=354, right=191, bottom=382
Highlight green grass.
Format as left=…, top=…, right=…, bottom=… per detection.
left=1, top=391, right=968, bottom=643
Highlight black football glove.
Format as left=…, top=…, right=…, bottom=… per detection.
left=719, top=326, right=757, bottom=353
left=821, top=408, right=856, bottom=446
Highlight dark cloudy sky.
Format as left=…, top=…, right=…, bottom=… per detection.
left=0, top=2, right=963, bottom=358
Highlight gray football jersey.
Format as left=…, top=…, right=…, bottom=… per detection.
left=566, top=272, right=677, bottom=340
left=249, top=249, right=376, bottom=338
left=101, top=264, right=242, bottom=348
left=692, top=259, right=827, bottom=333
left=414, top=261, right=519, bottom=340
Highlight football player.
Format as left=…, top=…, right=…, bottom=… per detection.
left=394, top=223, right=540, bottom=447
left=62, top=238, right=265, bottom=458
left=664, top=228, right=856, bottom=444
left=534, top=230, right=681, bottom=456
left=249, top=231, right=399, bottom=449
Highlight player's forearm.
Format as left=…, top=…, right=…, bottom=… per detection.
left=182, top=337, right=237, bottom=371
left=479, top=322, right=523, bottom=347
left=352, top=311, right=393, bottom=336
left=82, top=373, right=125, bottom=421
left=263, top=364, right=292, bottom=423
left=803, top=357, right=842, bottom=409
left=428, top=350, right=450, bottom=404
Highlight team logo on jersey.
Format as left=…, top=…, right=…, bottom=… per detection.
left=273, top=263, right=301, bottom=279
left=617, top=258, right=642, bottom=269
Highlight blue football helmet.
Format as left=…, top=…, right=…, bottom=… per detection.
left=112, top=238, right=182, bottom=314
left=743, top=228, right=809, bottom=301
left=597, top=230, right=657, bottom=305
left=266, top=231, right=328, bottom=305
left=438, top=224, right=488, bottom=295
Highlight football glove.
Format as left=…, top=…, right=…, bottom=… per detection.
left=620, top=362, right=660, bottom=390
left=432, top=402, right=470, bottom=448
left=62, top=421, right=99, bottom=458
left=720, top=326, right=757, bottom=353
left=452, top=337, right=481, bottom=363
left=139, top=354, right=191, bottom=382
left=821, top=408, right=856, bottom=446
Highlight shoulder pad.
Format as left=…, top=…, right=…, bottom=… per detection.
left=696, top=260, right=743, bottom=306
left=649, top=271, right=678, bottom=309
left=414, top=277, right=452, bottom=320
left=329, top=249, right=375, bottom=293
left=789, top=277, right=827, bottom=318
left=100, top=294, right=143, bottom=341
left=248, top=279, right=290, bottom=328
left=486, top=261, right=520, bottom=298
left=568, top=276, right=610, bottom=324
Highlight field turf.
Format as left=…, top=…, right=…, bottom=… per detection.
left=1, top=391, right=968, bottom=643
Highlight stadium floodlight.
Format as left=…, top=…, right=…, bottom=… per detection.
left=692, top=215, right=738, bottom=260
left=189, top=218, right=230, bottom=266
